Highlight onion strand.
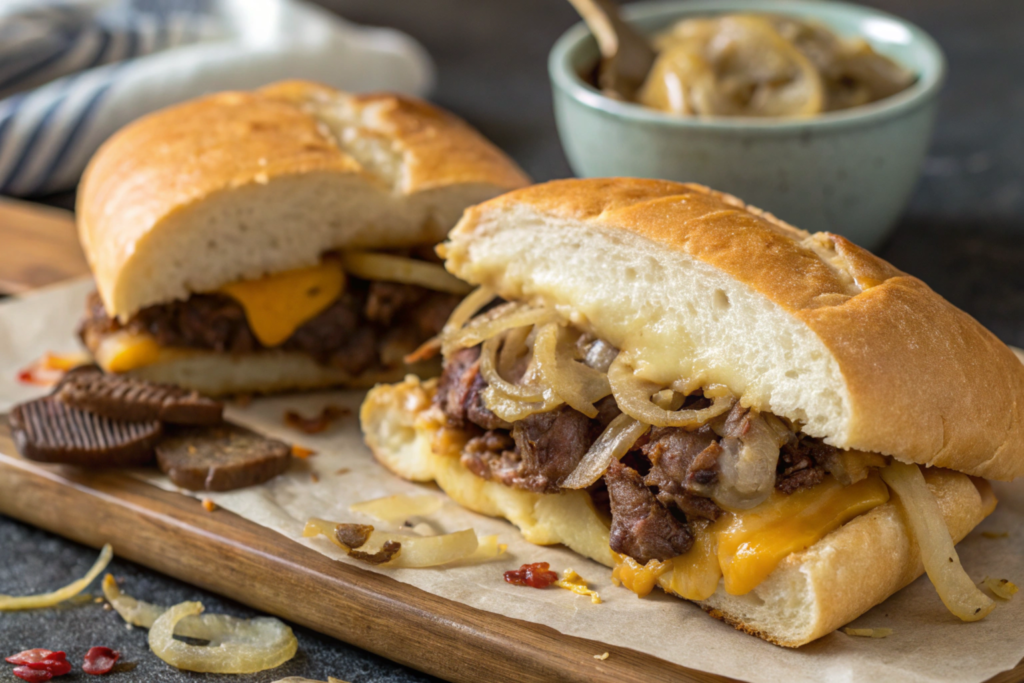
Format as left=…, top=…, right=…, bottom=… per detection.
left=0, top=544, right=112, bottom=611
left=341, top=251, right=471, bottom=294
left=607, top=354, right=734, bottom=428
left=881, top=460, right=994, bottom=622
left=562, top=413, right=650, bottom=489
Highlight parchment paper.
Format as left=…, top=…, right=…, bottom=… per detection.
left=3, top=279, right=1024, bottom=683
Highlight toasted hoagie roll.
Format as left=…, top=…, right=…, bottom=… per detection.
left=361, top=178, right=1023, bottom=646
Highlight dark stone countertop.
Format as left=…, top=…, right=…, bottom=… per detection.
left=3, top=1, right=1023, bottom=681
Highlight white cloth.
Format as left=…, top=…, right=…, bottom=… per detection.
left=0, top=0, right=434, bottom=196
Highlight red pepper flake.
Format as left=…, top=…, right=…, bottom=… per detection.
left=6, top=650, right=62, bottom=666
left=13, top=667, right=54, bottom=682
left=504, top=562, right=559, bottom=589
left=82, top=647, right=120, bottom=675
left=284, top=405, right=350, bottom=434
left=6, top=649, right=71, bottom=680
left=291, top=444, right=317, bottom=459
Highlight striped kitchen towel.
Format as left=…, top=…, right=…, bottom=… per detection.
left=0, top=0, right=434, bottom=197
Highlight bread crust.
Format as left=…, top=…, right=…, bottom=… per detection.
left=444, top=178, right=1024, bottom=481
left=77, top=80, right=529, bottom=318
left=360, top=377, right=996, bottom=647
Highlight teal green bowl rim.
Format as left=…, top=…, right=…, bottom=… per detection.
left=549, top=0, right=947, bottom=132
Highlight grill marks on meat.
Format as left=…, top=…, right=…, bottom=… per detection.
left=606, top=460, right=694, bottom=563
left=79, top=279, right=458, bottom=377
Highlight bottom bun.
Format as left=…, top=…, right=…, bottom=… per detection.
left=360, top=376, right=998, bottom=647
left=120, top=350, right=439, bottom=396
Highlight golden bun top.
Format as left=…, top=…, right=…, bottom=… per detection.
left=78, top=80, right=530, bottom=319
left=445, top=178, right=1024, bottom=480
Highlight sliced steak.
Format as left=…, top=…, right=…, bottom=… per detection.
left=434, top=346, right=510, bottom=431
left=11, top=395, right=161, bottom=467
left=79, top=274, right=458, bottom=376
left=56, top=367, right=223, bottom=425
left=156, top=424, right=291, bottom=491
left=641, top=426, right=723, bottom=521
left=510, top=405, right=601, bottom=493
left=776, top=436, right=832, bottom=493
left=606, top=460, right=693, bottom=563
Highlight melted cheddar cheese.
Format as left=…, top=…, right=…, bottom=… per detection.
left=218, top=260, right=345, bottom=347
left=614, top=473, right=890, bottom=600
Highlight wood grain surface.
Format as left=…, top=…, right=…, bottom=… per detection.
left=0, top=197, right=88, bottom=293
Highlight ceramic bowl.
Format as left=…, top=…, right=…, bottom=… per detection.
left=549, top=0, right=946, bottom=249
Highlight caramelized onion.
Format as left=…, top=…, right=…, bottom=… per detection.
left=533, top=323, right=611, bottom=418
left=441, top=301, right=558, bottom=357
left=349, top=494, right=443, bottom=524
left=482, top=385, right=563, bottom=422
left=562, top=413, right=650, bottom=489
left=0, top=544, right=112, bottom=611
left=303, top=518, right=483, bottom=567
left=706, top=409, right=790, bottom=510
left=341, top=251, right=471, bottom=294
left=881, top=461, right=994, bottom=622
left=148, top=601, right=298, bottom=673
left=480, top=335, right=545, bottom=401
left=442, top=285, right=495, bottom=336
left=607, top=354, right=733, bottom=428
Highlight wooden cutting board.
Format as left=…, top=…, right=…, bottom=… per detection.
left=1, top=200, right=1022, bottom=683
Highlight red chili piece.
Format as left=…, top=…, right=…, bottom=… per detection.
left=82, top=647, right=120, bottom=675
left=12, top=667, right=54, bottom=682
left=6, top=650, right=70, bottom=679
left=6, top=650, right=62, bottom=666
left=504, top=562, right=559, bottom=588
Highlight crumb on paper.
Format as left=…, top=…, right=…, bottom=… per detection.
left=311, top=473, right=320, bottom=483
left=335, top=468, right=351, bottom=476
left=292, top=445, right=317, bottom=459
left=843, top=627, right=892, bottom=638
left=982, top=531, right=1009, bottom=539
left=284, top=405, right=350, bottom=434
left=555, top=569, right=601, bottom=604
left=202, top=498, right=217, bottom=512
left=594, top=652, right=610, bottom=661
left=982, top=577, right=1019, bottom=600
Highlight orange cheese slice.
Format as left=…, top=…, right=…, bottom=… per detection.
left=218, top=261, right=345, bottom=347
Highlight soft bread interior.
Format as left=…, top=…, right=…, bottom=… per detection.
left=361, top=377, right=996, bottom=647
left=444, top=206, right=851, bottom=444
left=114, top=173, right=500, bottom=321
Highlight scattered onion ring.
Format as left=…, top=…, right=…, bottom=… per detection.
left=562, top=413, right=650, bottom=489
left=102, top=575, right=234, bottom=640
left=341, top=251, right=471, bottom=295
left=532, top=323, right=611, bottom=418
left=349, top=494, right=443, bottom=524
left=148, top=601, right=298, bottom=673
left=880, top=461, right=994, bottom=622
left=0, top=544, right=112, bottom=611
left=607, top=354, right=734, bottom=428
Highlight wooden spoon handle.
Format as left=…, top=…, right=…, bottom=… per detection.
left=566, top=0, right=657, bottom=99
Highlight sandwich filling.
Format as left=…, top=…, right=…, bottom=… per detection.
left=426, top=289, right=993, bottom=610
left=79, top=250, right=465, bottom=379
